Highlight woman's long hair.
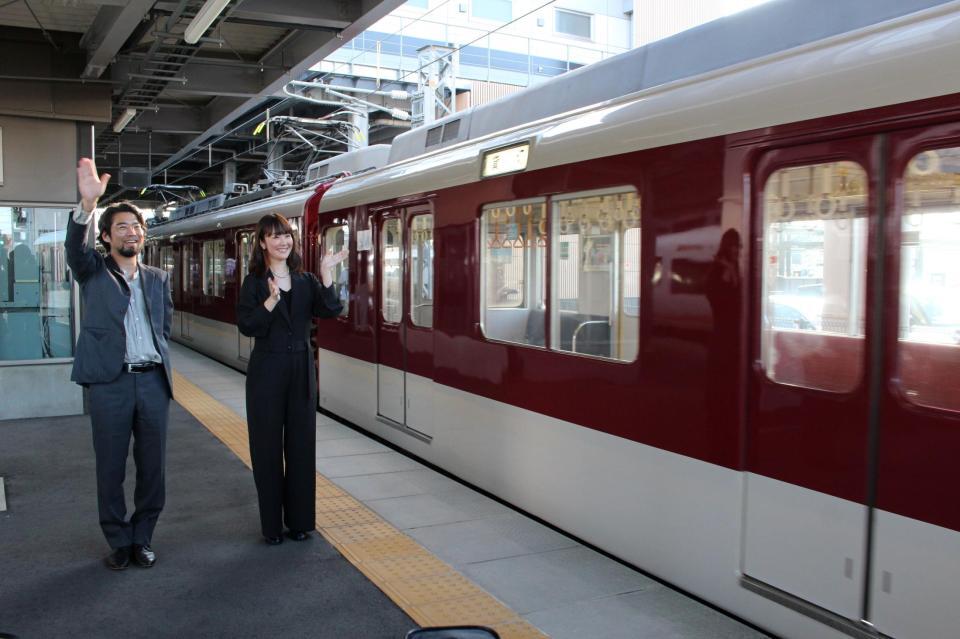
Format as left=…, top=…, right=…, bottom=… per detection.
left=248, top=213, right=303, bottom=276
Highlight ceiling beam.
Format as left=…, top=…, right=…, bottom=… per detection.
left=152, top=0, right=406, bottom=175
left=153, top=0, right=356, bottom=29
left=80, top=0, right=157, bottom=79
left=111, top=57, right=266, bottom=99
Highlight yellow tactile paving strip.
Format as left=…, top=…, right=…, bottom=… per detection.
left=172, top=370, right=549, bottom=639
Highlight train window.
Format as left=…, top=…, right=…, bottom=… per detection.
left=181, top=245, right=190, bottom=293
left=761, top=161, right=868, bottom=392
left=410, top=214, right=433, bottom=327
left=323, top=225, right=349, bottom=317
left=381, top=218, right=402, bottom=323
left=480, top=199, right=546, bottom=347
left=898, top=147, right=960, bottom=412
left=551, top=188, right=640, bottom=362
left=160, top=246, right=174, bottom=275
left=238, top=231, right=253, bottom=280
left=202, top=239, right=225, bottom=298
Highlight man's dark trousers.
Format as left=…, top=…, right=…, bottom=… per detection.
left=88, top=367, right=169, bottom=548
left=65, top=214, right=174, bottom=551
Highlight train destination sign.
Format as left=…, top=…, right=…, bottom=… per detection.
left=481, top=142, right=529, bottom=178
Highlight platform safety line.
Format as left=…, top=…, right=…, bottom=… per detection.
left=172, top=371, right=549, bottom=639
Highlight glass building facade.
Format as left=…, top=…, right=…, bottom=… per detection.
left=0, top=206, right=75, bottom=361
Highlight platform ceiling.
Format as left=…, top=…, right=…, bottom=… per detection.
left=0, top=0, right=408, bottom=198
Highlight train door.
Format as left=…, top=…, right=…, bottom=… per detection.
left=374, top=205, right=435, bottom=440
left=867, top=127, right=960, bottom=639
left=743, top=137, right=880, bottom=622
left=236, top=230, right=254, bottom=362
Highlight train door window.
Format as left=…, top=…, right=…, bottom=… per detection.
left=202, top=239, right=225, bottom=297
left=160, top=246, right=174, bottom=275
left=480, top=199, right=546, bottom=346
left=550, top=189, right=640, bottom=362
left=181, top=244, right=190, bottom=293
left=898, top=147, right=960, bottom=412
left=238, top=231, right=253, bottom=281
left=760, top=161, right=868, bottom=392
left=381, top=218, right=402, bottom=323
left=410, top=214, right=433, bottom=328
left=323, top=224, right=349, bottom=317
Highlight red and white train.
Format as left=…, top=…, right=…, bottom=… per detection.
left=145, top=4, right=960, bottom=638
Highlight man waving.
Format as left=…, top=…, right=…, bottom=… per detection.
left=66, top=158, right=174, bottom=570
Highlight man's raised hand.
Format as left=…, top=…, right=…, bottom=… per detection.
left=77, top=158, right=111, bottom=212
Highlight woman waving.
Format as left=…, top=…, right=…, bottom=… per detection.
left=237, top=213, right=347, bottom=545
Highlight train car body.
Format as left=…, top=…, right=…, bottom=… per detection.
left=146, top=4, right=960, bottom=638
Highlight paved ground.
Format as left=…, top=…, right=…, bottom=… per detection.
left=0, top=405, right=415, bottom=639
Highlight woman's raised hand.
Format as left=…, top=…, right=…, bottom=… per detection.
left=320, top=248, right=348, bottom=288
left=321, top=248, right=349, bottom=272
left=263, top=276, right=281, bottom=311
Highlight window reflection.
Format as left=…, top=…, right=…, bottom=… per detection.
left=381, top=218, right=402, bottom=323
left=324, top=225, right=349, bottom=317
left=410, top=215, right=433, bottom=328
left=0, top=206, right=74, bottom=361
left=202, top=239, right=225, bottom=297
left=761, top=161, right=868, bottom=392
left=899, top=147, right=960, bottom=412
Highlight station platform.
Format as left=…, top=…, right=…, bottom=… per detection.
left=0, top=342, right=771, bottom=639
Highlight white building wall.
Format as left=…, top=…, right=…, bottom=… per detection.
left=315, top=0, right=633, bottom=88
left=634, top=0, right=773, bottom=47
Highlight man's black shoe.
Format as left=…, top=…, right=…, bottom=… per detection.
left=132, top=544, right=156, bottom=568
left=286, top=530, right=310, bottom=541
left=105, top=546, right=131, bottom=570
left=264, top=535, right=283, bottom=545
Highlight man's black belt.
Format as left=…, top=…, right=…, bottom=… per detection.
left=124, top=362, right=159, bottom=373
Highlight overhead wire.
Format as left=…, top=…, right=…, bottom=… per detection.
left=133, top=0, right=561, bottom=188
left=308, top=0, right=456, bottom=85
left=383, top=0, right=560, bottom=89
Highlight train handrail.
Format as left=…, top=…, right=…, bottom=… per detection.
left=571, top=319, right=609, bottom=354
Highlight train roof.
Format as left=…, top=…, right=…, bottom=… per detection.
left=320, top=1, right=960, bottom=213
left=148, top=187, right=314, bottom=240
left=148, top=145, right=392, bottom=237
left=386, top=0, right=953, bottom=163
left=305, top=144, right=391, bottom=181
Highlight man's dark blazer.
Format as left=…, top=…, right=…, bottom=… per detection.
left=64, top=215, right=174, bottom=397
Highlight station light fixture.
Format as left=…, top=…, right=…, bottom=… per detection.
left=112, top=108, right=137, bottom=133
left=184, top=0, right=231, bottom=45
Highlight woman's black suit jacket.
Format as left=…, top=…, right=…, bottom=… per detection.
left=236, top=269, right=342, bottom=403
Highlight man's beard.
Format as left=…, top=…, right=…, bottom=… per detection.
left=117, top=243, right=142, bottom=258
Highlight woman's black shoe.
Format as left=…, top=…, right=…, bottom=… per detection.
left=286, top=530, right=310, bottom=541
left=264, top=535, right=283, bottom=545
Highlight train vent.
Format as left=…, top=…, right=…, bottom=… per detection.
left=306, top=163, right=329, bottom=181
left=426, top=125, right=443, bottom=147
left=425, top=118, right=462, bottom=149
left=442, top=119, right=461, bottom=142
left=170, top=193, right=227, bottom=220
